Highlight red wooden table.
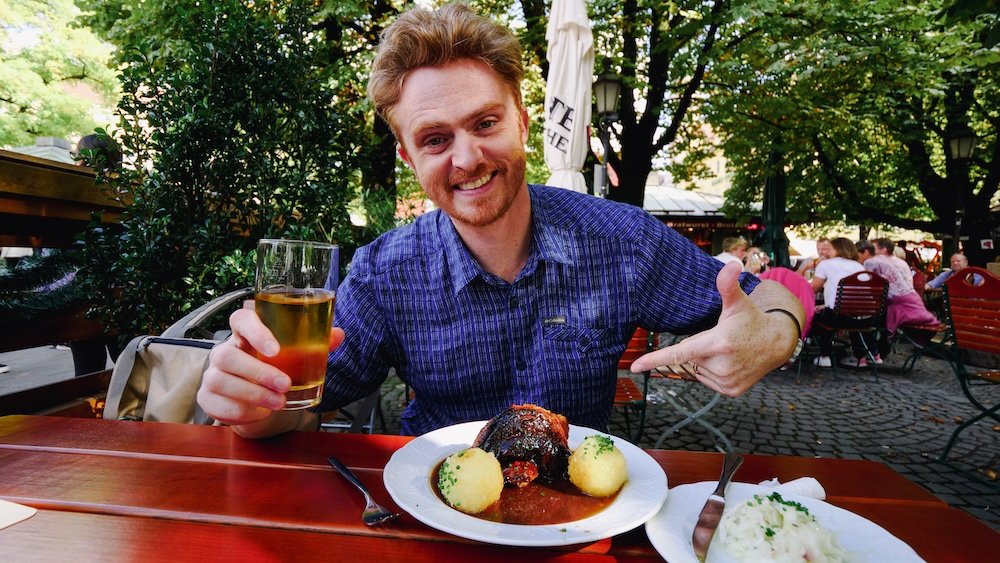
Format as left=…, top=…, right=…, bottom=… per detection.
left=0, top=415, right=996, bottom=561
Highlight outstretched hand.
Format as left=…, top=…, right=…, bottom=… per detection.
left=630, top=260, right=800, bottom=396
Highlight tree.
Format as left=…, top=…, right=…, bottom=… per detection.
left=699, top=0, right=999, bottom=265
left=78, top=0, right=359, bottom=340
left=0, top=0, right=118, bottom=148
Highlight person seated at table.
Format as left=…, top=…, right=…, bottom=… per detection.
left=795, top=237, right=833, bottom=276
left=744, top=246, right=770, bottom=274
left=714, top=236, right=748, bottom=266
left=856, top=239, right=876, bottom=265
left=807, top=237, right=875, bottom=368
left=863, top=238, right=938, bottom=353
left=927, top=253, right=974, bottom=290
left=196, top=3, right=804, bottom=439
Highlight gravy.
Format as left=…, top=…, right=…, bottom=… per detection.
left=432, top=462, right=619, bottom=525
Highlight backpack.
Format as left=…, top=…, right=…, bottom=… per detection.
left=103, top=288, right=254, bottom=423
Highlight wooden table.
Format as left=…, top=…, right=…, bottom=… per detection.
left=0, top=416, right=996, bottom=561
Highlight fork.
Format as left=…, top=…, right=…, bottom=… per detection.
left=327, top=456, right=400, bottom=526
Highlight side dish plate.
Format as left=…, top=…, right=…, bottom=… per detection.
left=383, top=421, right=668, bottom=546
left=645, top=482, right=924, bottom=562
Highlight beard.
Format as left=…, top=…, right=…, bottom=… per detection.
left=427, top=145, right=528, bottom=228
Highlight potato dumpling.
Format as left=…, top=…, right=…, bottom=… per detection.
left=568, top=434, right=628, bottom=497
left=438, top=447, right=504, bottom=514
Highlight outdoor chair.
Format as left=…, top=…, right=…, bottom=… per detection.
left=938, top=267, right=1000, bottom=461
left=812, top=270, right=888, bottom=381
left=614, top=328, right=656, bottom=442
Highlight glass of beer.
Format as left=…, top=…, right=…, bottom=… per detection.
left=255, top=239, right=337, bottom=410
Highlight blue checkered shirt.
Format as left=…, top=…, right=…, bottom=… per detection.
left=318, top=185, right=758, bottom=435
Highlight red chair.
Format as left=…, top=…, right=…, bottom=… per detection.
left=939, top=267, right=1000, bottom=460
left=812, top=271, right=889, bottom=380
left=614, top=328, right=656, bottom=442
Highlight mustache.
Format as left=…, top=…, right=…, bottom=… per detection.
left=448, top=159, right=507, bottom=186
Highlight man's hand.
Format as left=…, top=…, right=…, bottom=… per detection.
left=196, top=303, right=344, bottom=437
left=630, top=260, right=803, bottom=396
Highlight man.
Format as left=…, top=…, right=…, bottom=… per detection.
left=197, top=3, right=803, bottom=439
left=714, top=237, right=748, bottom=266
left=927, top=253, right=970, bottom=290
left=856, top=240, right=875, bottom=265
left=796, top=237, right=833, bottom=275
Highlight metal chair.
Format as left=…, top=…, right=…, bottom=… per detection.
left=813, top=271, right=888, bottom=381
left=320, top=390, right=384, bottom=434
left=939, top=267, right=1000, bottom=461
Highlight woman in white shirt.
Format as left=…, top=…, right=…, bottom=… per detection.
left=807, top=238, right=873, bottom=367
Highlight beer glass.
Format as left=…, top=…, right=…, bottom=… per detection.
left=255, top=239, right=337, bottom=409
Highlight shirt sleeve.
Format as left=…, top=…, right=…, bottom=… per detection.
left=632, top=215, right=759, bottom=334
left=314, top=253, right=394, bottom=413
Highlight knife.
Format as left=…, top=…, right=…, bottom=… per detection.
left=692, top=452, right=744, bottom=561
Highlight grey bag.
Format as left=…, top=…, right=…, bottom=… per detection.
left=103, top=288, right=254, bottom=423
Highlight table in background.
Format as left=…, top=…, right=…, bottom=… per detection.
left=0, top=415, right=997, bottom=561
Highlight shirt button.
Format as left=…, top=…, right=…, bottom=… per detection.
left=516, top=358, right=527, bottom=371
left=510, top=297, right=519, bottom=308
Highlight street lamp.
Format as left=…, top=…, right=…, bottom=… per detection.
left=593, top=69, right=621, bottom=198
left=946, top=123, right=977, bottom=252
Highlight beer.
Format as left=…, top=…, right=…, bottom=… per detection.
left=255, top=288, right=335, bottom=409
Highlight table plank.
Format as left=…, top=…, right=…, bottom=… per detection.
left=1, top=509, right=656, bottom=562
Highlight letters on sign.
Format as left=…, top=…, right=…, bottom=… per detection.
left=545, top=97, right=575, bottom=154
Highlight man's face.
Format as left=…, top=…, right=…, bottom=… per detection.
left=817, top=240, right=833, bottom=259
left=394, top=59, right=529, bottom=229
left=951, top=254, right=968, bottom=270
left=859, top=248, right=874, bottom=262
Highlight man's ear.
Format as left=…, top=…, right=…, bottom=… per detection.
left=397, top=143, right=412, bottom=168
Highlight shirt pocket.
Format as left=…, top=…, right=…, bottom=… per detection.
left=539, top=324, right=620, bottom=419
left=541, top=324, right=613, bottom=353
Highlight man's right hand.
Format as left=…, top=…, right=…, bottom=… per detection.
left=196, top=305, right=344, bottom=437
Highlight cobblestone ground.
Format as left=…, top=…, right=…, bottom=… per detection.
left=370, top=344, right=999, bottom=532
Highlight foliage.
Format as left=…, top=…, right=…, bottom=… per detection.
left=0, top=0, right=118, bottom=148
left=78, top=0, right=358, bottom=340
left=700, top=0, right=999, bottom=263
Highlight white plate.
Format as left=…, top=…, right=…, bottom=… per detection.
left=645, top=482, right=924, bottom=563
left=383, top=420, right=668, bottom=546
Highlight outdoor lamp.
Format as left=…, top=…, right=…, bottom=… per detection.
left=593, top=70, right=622, bottom=119
left=593, top=68, right=622, bottom=197
left=947, top=123, right=977, bottom=161
left=946, top=122, right=977, bottom=252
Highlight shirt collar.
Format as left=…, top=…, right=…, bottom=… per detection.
left=438, top=185, right=575, bottom=295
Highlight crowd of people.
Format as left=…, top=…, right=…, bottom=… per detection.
left=713, top=235, right=975, bottom=370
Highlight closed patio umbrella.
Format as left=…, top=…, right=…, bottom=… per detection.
left=543, top=0, right=593, bottom=193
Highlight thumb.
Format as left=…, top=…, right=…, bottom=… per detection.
left=329, top=327, right=346, bottom=352
left=717, top=260, right=749, bottom=318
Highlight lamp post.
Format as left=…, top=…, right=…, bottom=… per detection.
left=946, top=123, right=977, bottom=253
left=593, top=69, right=621, bottom=198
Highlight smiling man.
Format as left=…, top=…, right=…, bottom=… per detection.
left=197, top=3, right=804, bottom=439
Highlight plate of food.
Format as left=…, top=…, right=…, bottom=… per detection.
left=383, top=404, right=668, bottom=546
left=645, top=482, right=924, bottom=562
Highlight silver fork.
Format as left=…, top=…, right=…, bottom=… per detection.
left=327, top=456, right=400, bottom=526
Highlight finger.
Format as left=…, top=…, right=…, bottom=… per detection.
left=229, top=308, right=279, bottom=357
left=329, top=327, right=345, bottom=351
left=630, top=335, right=711, bottom=374
left=209, top=341, right=290, bottom=393
left=197, top=383, right=278, bottom=426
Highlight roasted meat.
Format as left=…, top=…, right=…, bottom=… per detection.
left=473, top=404, right=570, bottom=487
